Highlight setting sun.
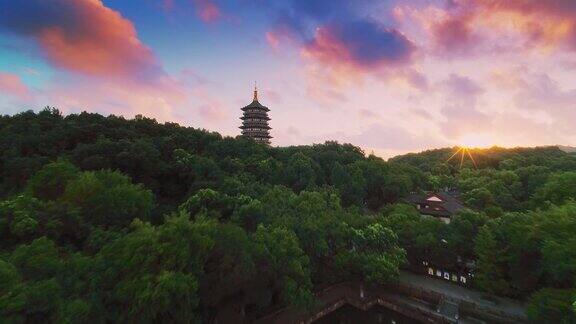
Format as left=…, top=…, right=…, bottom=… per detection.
left=457, top=134, right=494, bottom=149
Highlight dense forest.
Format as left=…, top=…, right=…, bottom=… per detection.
left=1, top=108, right=575, bottom=323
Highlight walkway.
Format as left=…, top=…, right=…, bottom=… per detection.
left=399, top=271, right=526, bottom=319
left=253, top=282, right=452, bottom=324
left=248, top=272, right=527, bottom=323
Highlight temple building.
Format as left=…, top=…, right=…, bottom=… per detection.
left=240, top=86, right=272, bottom=144
left=404, top=191, right=464, bottom=224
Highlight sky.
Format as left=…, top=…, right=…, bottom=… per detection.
left=1, top=0, right=576, bottom=158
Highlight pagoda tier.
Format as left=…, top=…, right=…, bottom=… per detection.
left=240, top=87, right=272, bottom=144
left=240, top=124, right=271, bottom=130
left=241, top=101, right=270, bottom=112
left=240, top=113, right=270, bottom=120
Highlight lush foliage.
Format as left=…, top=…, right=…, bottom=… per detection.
left=0, top=109, right=416, bottom=322
left=1, top=109, right=576, bottom=322
left=392, top=146, right=576, bottom=322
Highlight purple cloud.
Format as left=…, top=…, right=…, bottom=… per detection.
left=303, top=20, right=416, bottom=70
left=265, top=0, right=416, bottom=71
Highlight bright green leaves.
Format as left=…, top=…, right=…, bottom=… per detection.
left=474, top=226, right=511, bottom=295
left=254, top=225, right=313, bottom=309
left=26, top=159, right=79, bottom=201
left=62, top=170, right=154, bottom=228
left=95, top=215, right=213, bottom=323
left=472, top=202, right=576, bottom=298
left=335, top=223, right=406, bottom=285
left=115, top=271, right=200, bottom=324
left=533, top=171, right=576, bottom=207
left=179, top=188, right=238, bottom=220
left=1, top=161, right=154, bottom=250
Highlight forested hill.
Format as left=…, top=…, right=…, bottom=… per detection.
left=1, top=108, right=576, bottom=323
left=390, top=146, right=572, bottom=172
left=0, top=108, right=427, bottom=213
left=0, top=108, right=420, bottom=323
left=558, top=145, right=576, bottom=154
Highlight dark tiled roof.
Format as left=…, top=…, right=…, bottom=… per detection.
left=435, top=192, right=465, bottom=214
left=404, top=191, right=464, bottom=217
left=241, top=100, right=270, bottom=111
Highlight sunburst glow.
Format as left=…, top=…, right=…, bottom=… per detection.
left=446, top=146, right=478, bottom=168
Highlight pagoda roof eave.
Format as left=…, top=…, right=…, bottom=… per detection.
left=240, top=116, right=270, bottom=121
left=240, top=125, right=272, bottom=130
left=241, top=132, right=272, bottom=138
left=241, top=100, right=270, bottom=111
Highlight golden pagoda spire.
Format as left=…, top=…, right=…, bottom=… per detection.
left=253, top=81, right=258, bottom=101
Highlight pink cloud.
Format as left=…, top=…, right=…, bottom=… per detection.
left=266, top=31, right=281, bottom=50
left=264, top=22, right=303, bottom=52
left=479, top=0, right=576, bottom=50
left=432, top=14, right=479, bottom=56
left=0, top=1, right=161, bottom=80
left=399, top=69, right=429, bottom=91
left=198, top=103, right=226, bottom=121
left=190, top=86, right=228, bottom=121
left=0, top=1, right=200, bottom=125
left=43, top=73, right=187, bottom=122
left=0, top=72, right=30, bottom=100
left=424, top=0, right=576, bottom=56
left=193, top=0, right=221, bottom=23
left=358, top=109, right=380, bottom=119
left=302, top=65, right=350, bottom=107
left=264, top=89, right=282, bottom=104
left=476, top=0, right=576, bottom=16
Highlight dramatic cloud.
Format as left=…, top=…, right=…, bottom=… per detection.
left=303, top=20, right=416, bottom=71
left=266, top=0, right=416, bottom=72
left=0, top=0, right=161, bottom=80
left=480, top=0, right=576, bottom=50
left=476, top=0, right=576, bottom=17
left=0, top=0, right=196, bottom=126
left=0, top=72, right=29, bottom=100
left=431, top=14, right=478, bottom=56
left=423, top=0, right=576, bottom=57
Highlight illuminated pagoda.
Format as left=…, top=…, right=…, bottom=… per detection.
left=240, top=85, right=272, bottom=144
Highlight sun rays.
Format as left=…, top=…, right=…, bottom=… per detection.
left=446, top=146, right=478, bottom=168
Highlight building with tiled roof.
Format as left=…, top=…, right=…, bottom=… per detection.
left=240, top=86, right=271, bottom=144
left=404, top=191, right=464, bottom=224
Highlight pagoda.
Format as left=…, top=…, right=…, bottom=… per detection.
left=240, top=86, right=272, bottom=144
